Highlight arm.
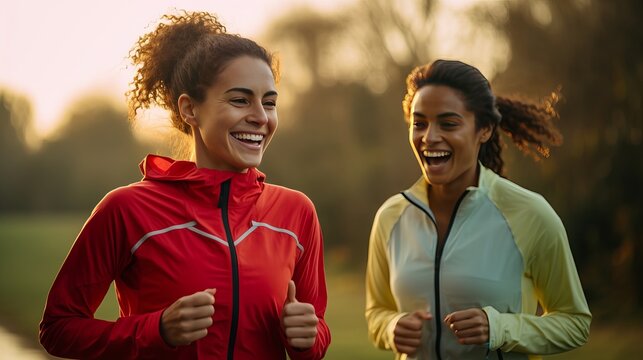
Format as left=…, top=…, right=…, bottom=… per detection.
left=365, top=207, right=407, bottom=352
left=282, top=202, right=331, bottom=360
left=484, top=202, right=591, bottom=354
left=39, top=193, right=175, bottom=359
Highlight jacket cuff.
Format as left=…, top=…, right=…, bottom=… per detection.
left=387, top=313, right=409, bottom=353
left=482, top=306, right=501, bottom=350
left=137, top=308, right=177, bottom=352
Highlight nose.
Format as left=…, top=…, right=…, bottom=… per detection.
left=247, top=101, right=270, bottom=126
left=422, top=123, right=441, bottom=144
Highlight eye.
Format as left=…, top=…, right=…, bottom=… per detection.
left=231, top=98, right=249, bottom=106
left=439, top=120, right=459, bottom=129
left=413, top=121, right=427, bottom=129
left=263, top=99, right=277, bottom=109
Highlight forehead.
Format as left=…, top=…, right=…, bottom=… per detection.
left=411, top=85, right=467, bottom=113
left=214, top=56, right=276, bottom=92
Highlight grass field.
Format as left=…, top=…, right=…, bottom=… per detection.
left=0, top=214, right=641, bottom=359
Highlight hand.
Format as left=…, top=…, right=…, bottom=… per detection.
left=393, top=310, right=432, bottom=356
left=160, top=288, right=216, bottom=346
left=444, top=308, right=489, bottom=345
left=282, top=280, right=319, bottom=349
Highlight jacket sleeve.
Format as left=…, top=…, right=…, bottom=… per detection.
left=365, top=205, right=407, bottom=352
left=283, top=199, right=331, bottom=360
left=39, top=192, right=175, bottom=359
left=484, top=200, right=591, bottom=354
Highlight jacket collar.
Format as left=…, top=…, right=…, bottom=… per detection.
left=405, top=162, right=498, bottom=207
left=139, top=154, right=265, bottom=206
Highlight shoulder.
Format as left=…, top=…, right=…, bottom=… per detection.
left=484, top=171, right=557, bottom=220
left=262, top=183, right=316, bottom=211
left=93, top=179, right=178, bottom=219
left=96, top=181, right=152, bottom=209
left=485, top=174, right=566, bottom=253
left=375, top=193, right=408, bottom=220
left=370, top=193, right=410, bottom=238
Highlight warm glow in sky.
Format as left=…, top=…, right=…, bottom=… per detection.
left=0, top=0, right=355, bottom=140
left=0, top=0, right=488, bottom=142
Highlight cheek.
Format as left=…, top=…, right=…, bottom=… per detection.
left=270, top=116, right=278, bottom=132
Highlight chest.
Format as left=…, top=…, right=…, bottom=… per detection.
left=116, top=212, right=300, bottom=315
left=387, top=199, right=525, bottom=313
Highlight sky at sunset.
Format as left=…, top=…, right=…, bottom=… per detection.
left=0, top=0, right=483, bottom=142
left=0, top=0, right=358, bottom=140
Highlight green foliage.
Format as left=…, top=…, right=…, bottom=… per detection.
left=486, top=0, right=643, bottom=318
left=0, top=91, right=33, bottom=212
left=0, top=95, right=154, bottom=212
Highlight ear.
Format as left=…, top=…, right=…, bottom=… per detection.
left=479, top=125, right=493, bottom=144
left=178, top=93, right=198, bottom=127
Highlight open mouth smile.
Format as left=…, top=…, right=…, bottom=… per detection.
left=231, top=132, right=264, bottom=147
left=422, top=150, right=452, bottom=166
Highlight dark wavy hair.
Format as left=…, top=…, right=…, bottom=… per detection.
left=402, top=59, right=562, bottom=176
left=127, top=11, right=279, bottom=135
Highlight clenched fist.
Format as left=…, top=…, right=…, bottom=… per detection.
left=160, top=288, right=216, bottom=347
left=444, top=308, right=489, bottom=345
left=394, top=310, right=432, bottom=356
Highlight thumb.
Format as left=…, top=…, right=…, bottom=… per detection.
left=413, top=310, right=433, bottom=321
left=287, top=280, right=298, bottom=303
left=205, top=288, right=217, bottom=295
left=204, top=288, right=217, bottom=303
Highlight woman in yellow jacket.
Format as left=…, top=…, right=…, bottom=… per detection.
left=365, top=60, right=590, bottom=360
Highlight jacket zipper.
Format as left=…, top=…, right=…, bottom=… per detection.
left=401, top=190, right=469, bottom=360
left=433, top=190, right=468, bottom=360
left=219, top=179, right=239, bottom=360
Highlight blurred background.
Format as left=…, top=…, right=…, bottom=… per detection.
left=1, top=0, right=641, bottom=358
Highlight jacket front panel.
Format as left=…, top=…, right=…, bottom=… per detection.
left=387, top=184, right=524, bottom=360
left=40, top=155, right=329, bottom=360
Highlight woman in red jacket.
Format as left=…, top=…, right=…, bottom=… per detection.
left=40, top=11, right=330, bottom=360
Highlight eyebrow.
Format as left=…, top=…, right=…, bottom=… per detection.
left=413, top=111, right=463, bottom=119
left=224, top=87, right=278, bottom=97
left=438, top=112, right=464, bottom=120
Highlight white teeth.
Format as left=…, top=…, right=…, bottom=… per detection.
left=423, top=151, right=450, bottom=157
left=232, top=133, right=264, bottom=142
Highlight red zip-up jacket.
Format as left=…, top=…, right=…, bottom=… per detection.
left=40, top=155, right=330, bottom=359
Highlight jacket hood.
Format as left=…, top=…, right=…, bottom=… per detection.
left=140, top=154, right=265, bottom=183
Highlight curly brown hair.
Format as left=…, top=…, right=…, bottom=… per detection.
left=127, top=11, right=279, bottom=135
left=402, top=59, right=562, bottom=176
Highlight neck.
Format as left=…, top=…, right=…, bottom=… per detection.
left=427, top=163, right=479, bottom=209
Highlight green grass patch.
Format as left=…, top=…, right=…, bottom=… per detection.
left=0, top=213, right=119, bottom=345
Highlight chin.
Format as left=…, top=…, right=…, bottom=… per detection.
left=238, top=157, right=262, bottom=170
left=423, top=171, right=447, bottom=186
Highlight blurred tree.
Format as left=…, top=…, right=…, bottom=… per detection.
left=26, top=96, right=149, bottom=211
left=485, top=0, right=643, bottom=318
left=262, top=5, right=433, bottom=265
left=353, top=0, right=436, bottom=87
left=0, top=90, right=33, bottom=212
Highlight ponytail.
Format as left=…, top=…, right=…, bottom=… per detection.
left=127, top=11, right=276, bottom=135
left=127, top=11, right=226, bottom=134
left=480, top=90, right=563, bottom=175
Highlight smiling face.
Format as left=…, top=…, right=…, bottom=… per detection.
left=409, top=85, right=491, bottom=191
left=180, top=56, right=278, bottom=172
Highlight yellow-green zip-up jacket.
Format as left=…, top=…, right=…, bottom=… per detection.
left=365, top=165, right=590, bottom=360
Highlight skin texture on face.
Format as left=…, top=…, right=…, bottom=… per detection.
left=409, top=85, right=491, bottom=195
left=179, top=56, right=278, bottom=172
